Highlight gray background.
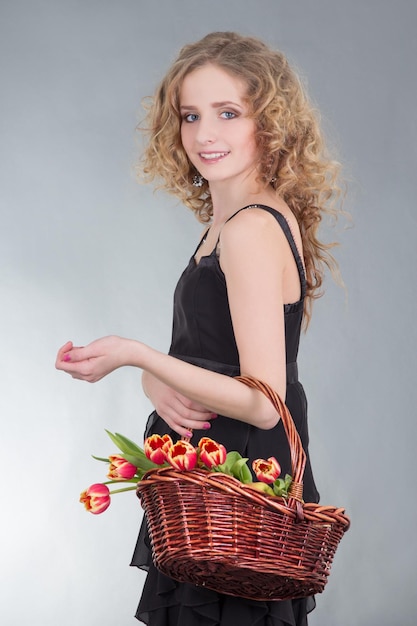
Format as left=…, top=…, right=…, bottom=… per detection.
left=1, top=1, right=416, bottom=624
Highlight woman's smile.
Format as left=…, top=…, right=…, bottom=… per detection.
left=199, top=151, right=230, bottom=163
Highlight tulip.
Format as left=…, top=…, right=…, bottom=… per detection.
left=144, top=434, right=173, bottom=465
left=107, top=455, right=137, bottom=480
left=80, top=483, right=111, bottom=515
left=252, top=457, right=281, bottom=484
left=198, top=436, right=213, bottom=448
left=198, top=437, right=227, bottom=469
left=165, top=440, right=197, bottom=471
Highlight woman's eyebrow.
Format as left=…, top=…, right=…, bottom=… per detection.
left=180, top=101, right=242, bottom=111
left=211, top=101, right=242, bottom=108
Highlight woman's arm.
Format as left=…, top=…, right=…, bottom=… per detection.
left=56, top=337, right=279, bottom=432
left=56, top=209, right=292, bottom=434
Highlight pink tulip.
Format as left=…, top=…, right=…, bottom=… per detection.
left=252, top=457, right=281, bottom=484
left=107, top=455, right=137, bottom=480
left=80, top=483, right=111, bottom=515
left=198, top=437, right=227, bottom=469
left=144, top=434, right=173, bottom=465
left=165, top=440, right=197, bottom=471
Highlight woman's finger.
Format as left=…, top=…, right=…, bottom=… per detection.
left=55, top=341, right=73, bottom=368
left=164, top=396, right=215, bottom=426
left=165, top=412, right=216, bottom=437
left=176, top=394, right=212, bottom=413
left=61, top=346, right=91, bottom=363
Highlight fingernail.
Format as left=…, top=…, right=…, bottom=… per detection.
left=63, top=353, right=71, bottom=362
left=185, top=431, right=193, bottom=438
left=203, top=422, right=211, bottom=430
left=210, top=414, right=218, bottom=419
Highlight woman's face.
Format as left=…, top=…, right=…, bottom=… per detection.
left=179, top=64, right=258, bottom=186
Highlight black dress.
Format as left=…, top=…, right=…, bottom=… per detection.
left=131, top=205, right=320, bottom=626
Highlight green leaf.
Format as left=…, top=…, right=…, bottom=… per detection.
left=105, top=430, right=146, bottom=457
left=104, top=431, right=161, bottom=472
left=272, top=474, right=293, bottom=497
left=134, top=469, right=147, bottom=480
left=231, top=458, right=252, bottom=484
left=215, top=452, right=253, bottom=484
left=92, top=455, right=110, bottom=463
left=114, top=432, right=147, bottom=454
left=284, top=474, right=292, bottom=490
left=247, top=482, right=275, bottom=496
left=105, top=430, right=132, bottom=454
left=272, top=482, right=283, bottom=497
left=122, top=453, right=158, bottom=471
left=240, top=466, right=253, bottom=484
left=225, top=451, right=243, bottom=464
left=216, top=450, right=242, bottom=475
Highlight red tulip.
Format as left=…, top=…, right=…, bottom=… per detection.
left=165, top=440, right=197, bottom=471
left=198, top=437, right=227, bottom=469
left=107, top=455, right=137, bottom=480
left=80, top=483, right=111, bottom=515
left=252, top=457, right=281, bottom=484
left=144, top=434, right=173, bottom=465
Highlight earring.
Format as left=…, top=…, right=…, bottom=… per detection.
left=266, top=155, right=277, bottom=184
left=192, top=173, right=204, bottom=187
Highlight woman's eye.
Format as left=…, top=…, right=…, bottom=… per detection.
left=220, top=111, right=237, bottom=119
left=183, top=113, right=199, bottom=123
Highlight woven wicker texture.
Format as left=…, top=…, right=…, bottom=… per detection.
left=136, top=376, right=350, bottom=601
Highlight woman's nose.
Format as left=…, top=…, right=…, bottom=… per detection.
left=195, top=117, right=216, bottom=144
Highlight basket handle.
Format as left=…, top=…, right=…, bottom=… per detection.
left=235, top=376, right=306, bottom=507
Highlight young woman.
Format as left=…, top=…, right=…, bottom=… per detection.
left=56, top=31, right=342, bottom=626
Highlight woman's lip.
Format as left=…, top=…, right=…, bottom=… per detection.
left=199, top=151, right=230, bottom=163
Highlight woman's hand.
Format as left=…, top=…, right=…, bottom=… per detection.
left=55, top=336, right=135, bottom=383
left=55, top=338, right=217, bottom=437
left=142, top=371, right=217, bottom=438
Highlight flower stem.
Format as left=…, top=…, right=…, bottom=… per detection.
left=109, top=485, right=138, bottom=495
left=102, top=479, right=138, bottom=486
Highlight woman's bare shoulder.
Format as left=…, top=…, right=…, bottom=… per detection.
left=220, top=203, right=300, bottom=253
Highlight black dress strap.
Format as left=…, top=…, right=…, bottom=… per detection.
left=221, top=204, right=307, bottom=300
left=193, top=227, right=210, bottom=257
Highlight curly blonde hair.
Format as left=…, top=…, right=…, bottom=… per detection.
left=138, top=32, right=344, bottom=323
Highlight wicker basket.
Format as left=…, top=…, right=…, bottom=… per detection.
left=136, top=376, right=350, bottom=601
